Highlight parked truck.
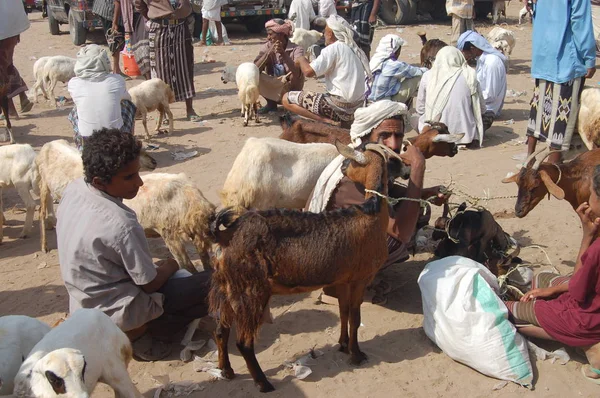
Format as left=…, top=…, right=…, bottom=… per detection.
left=46, top=0, right=102, bottom=46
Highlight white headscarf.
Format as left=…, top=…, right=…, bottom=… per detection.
left=457, top=30, right=508, bottom=69
left=326, top=14, right=372, bottom=82
left=369, top=34, right=406, bottom=73
left=74, top=44, right=111, bottom=80
left=424, top=46, right=484, bottom=145
left=307, top=100, right=408, bottom=213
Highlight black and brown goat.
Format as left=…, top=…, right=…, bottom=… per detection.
left=502, top=146, right=600, bottom=218
left=279, top=114, right=464, bottom=159
left=209, top=141, right=406, bottom=392
left=417, top=31, right=448, bottom=69
left=432, top=202, right=519, bottom=276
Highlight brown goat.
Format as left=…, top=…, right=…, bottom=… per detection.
left=502, top=147, right=600, bottom=217
left=417, top=31, right=448, bottom=69
left=279, top=114, right=465, bottom=159
left=209, top=141, right=404, bottom=392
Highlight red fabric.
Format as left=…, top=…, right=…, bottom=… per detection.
left=264, top=19, right=293, bottom=36
left=535, top=238, right=600, bottom=346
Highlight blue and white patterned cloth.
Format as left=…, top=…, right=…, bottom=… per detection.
left=368, top=59, right=427, bottom=102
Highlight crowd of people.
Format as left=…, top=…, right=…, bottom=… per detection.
left=2, top=0, right=600, bottom=387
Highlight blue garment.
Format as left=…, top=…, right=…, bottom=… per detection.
left=531, top=0, right=596, bottom=84
left=368, top=59, right=426, bottom=102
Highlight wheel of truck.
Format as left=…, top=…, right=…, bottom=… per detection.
left=379, top=0, right=416, bottom=25
left=245, top=17, right=265, bottom=34
left=429, top=0, right=450, bottom=20
left=68, top=11, right=87, bottom=46
left=48, top=6, right=60, bottom=35
left=474, top=2, right=493, bottom=20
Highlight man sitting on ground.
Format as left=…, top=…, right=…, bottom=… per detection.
left=458, top=30, right=508, bottom=131
left=254, top=19, right=305, bottom=114
left=284, top=14, right=371, bottom=128
left=306, top=100, right=449, bottom=304
left=368, top=34, right=428, bottom=105
left=56, top=129, right=212, bottom=361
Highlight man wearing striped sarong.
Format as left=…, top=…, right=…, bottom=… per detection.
left=135, top=0, right=200, bottom=121
left=350, top=0, right=380, bottom=59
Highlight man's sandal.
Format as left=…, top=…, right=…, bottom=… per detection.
left=132, top=335, right=172, bottom=362
left=581, top=365, right=600, bottom=385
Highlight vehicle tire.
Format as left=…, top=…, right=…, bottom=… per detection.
left=69, top=11, right=87, bottom=46
left=245, top=16, right=265, bottom=34
left=379, top=0, right=416, bottom=25
left=48, top=6, right=60, bottom=35
left=474, top=2, right=493, bottom=20
left=429, top=0, right=449, bottom=20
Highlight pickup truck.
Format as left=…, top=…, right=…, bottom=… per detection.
left=46, top=0, right=103, bottom=46
left=191, top=0, right=289, bottom=34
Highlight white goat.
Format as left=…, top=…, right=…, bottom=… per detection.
left=221, top=63, right=261, bottom=126
left=220, top=137, right=338, bottom=210
left=124, top=173, right=216, bottom=273
left=36, top=139, right=157, bottom=253
left=13, top=309, right=142, bottom=398
left=129, top=78, right=175, bottom=140
left=41, top=56, right=76, bottom=106
left=0, top=316, right=51, bottom=395
left=290, top=28, right=323, bottom=60
left=30, top=56, right=51, bottom=103
left=487, top=26, right=515, bottom=56
left=578, top=88, right=600, bottom=151
left=518, top=5, right=532, bottom=24
left=0, top=144, right=40, bottom=244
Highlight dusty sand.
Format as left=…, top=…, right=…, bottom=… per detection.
left=2, top=2, right=599, bottom=396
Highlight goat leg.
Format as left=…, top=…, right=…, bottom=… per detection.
left=335, top=284, right=350, bottom=354
left=254, top=102, right=260, bottom=123
left=0, top=188, right=3, bottom=244
left=165, top=105, right=174, bottom=134
left=236, top=336, right=274, bottom=392
left=214, top=323, right=235, bottom=379
left=142, top=112, right=151, bottom=140
left=39, top=181, right=50, bottom=253
left=1, top=96, right=14, bottom=144
left=162, top=231, right=198, bottom=274
left=348, top=282, right=368, bottom=365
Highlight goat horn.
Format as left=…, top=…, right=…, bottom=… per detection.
left=532, top=148, right=562, bottom=170
left=365, top=143, right=390, bottom=162
left=335, top=139, right=367, bottom=165
left=521, top=145, right=548, bottom=169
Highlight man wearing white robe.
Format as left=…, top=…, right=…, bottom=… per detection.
left=288, top=0, right=316, bottom=30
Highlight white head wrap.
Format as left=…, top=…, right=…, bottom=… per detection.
left=307, top=100, right=407, bottom=213
left=424, top=46, right=484, bottom=146
left=369, top=34, right=406, bottom=73
left=326, top=14, right=372, bottom=82
left=457, top=30, right=508, bottom=69
left=74, top=44, right=111, bottom=80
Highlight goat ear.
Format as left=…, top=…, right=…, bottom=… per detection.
left=334, top=140, right=367, bottom=165
left=539, top=170, right=565, bottom=200
left=432, top=133, right=465, bottom=143
left=501, top=172, right=518, bottom=184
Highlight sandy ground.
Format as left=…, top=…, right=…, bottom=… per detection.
left=2, top=2, right=600, bottom=397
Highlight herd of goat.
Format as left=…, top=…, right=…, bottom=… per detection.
left=3, top=23, right=600, bottom=396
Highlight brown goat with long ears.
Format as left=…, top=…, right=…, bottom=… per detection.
left=279, top=114, right=465, bottom=158
left=502, top=146, right=600, bottom=217
left=209, top=141, right=406, bottom=392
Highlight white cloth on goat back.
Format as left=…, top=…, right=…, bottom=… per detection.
left=310, top=41, right=367, bottom=103
left=307, top=100, right=407, bottom=213
left=289, top=0, right=316, bottom=30
left=370, top=34, right=407, bottom=73
left=421, top=46, right=484, bottom=145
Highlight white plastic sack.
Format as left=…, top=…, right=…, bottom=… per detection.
left=418, top=256, right=533, bottom=388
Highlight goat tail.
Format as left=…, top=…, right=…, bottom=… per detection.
left=417, top=30, right=427, bottom=45
left=241, top=84, right=259, bottom=106
left=208, top=272, right=234, bottom=328
left=210, top=207, right=243, bottom=245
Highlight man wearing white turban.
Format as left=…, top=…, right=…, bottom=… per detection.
left=368, top=34, right=428, bottom=105
left=283, top=15, right=371, bottom=128
left=413, top=46, right=485, bottom=146
left=306, top=100, right=448, bottom=304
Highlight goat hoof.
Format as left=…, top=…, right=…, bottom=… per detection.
left=256, top=380, right=275, bottom=393
left=222, top=366, right=235, bottom=380
left=19, top=234, right=29, bottom=239
left=349, top=352, right=368, bottom=366
left=338, top=343, right=349, bottom=354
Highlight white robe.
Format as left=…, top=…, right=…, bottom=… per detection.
left=476, top=53, right=507, bottom=116
left=288, top=0, right=316, bottom=30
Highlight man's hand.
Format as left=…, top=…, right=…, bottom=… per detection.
left=576, top=202, right=600, bottom=239
left=368, top=13, right=377, bottom=25
left=422, top=186, right=451, bottom=206
left=586, top=68, right=596, bottom=79
left=273, top=40, right=285, bottom=56
left=520, top=286, right=560, bottom=302
left=399, top=145, right=425, bottom=171
left=111, top=22, right=119, bottom=34
left=156, top=258, right=179, bottom=274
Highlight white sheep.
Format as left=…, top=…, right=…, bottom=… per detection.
left=129, top=78, right=175, bottom=140
left=0, top=144, right=40, bottom=244
left=487, top=26, right=515, bottom=56
left=0, top=316, right=51, bottom=395
left=36, top=139, right=157, bottom=253
left=124, top=172, right=216, bottom=273
left=518, top=5, right=532, bottom=25
left=30, top=56, right=51, bottom=103
left=577, top=88, right=600, bottom=151
left=221, top=62, right=261, bottom=126
left=220, top=137, right=338, bottom=210
left=290, top=28, right=323, bottom=60
left=41, top=56, right=77, bottom=107
left=13, top=309, right=142, bottom=398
